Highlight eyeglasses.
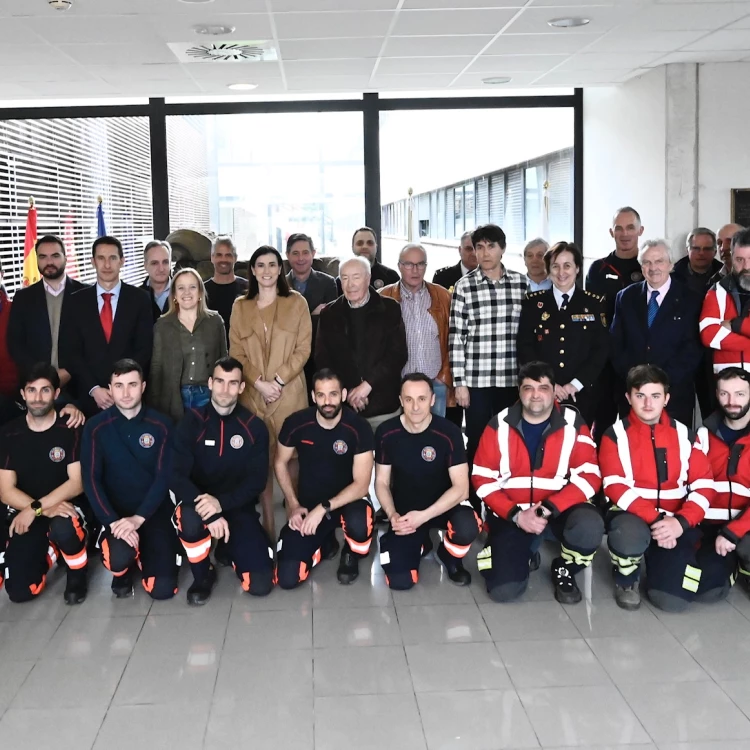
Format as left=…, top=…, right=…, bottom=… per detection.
left=399, top=261, right=427, bottom=270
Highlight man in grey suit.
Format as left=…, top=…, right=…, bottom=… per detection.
left=285, top=233, right=338, bottom=402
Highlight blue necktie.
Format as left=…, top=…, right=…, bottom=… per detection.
left=647, top=290, right=659, bottom=328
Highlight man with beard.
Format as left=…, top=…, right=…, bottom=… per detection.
left=204, top=236, right=249, bottom=343
left=171, top=357, right=273, bottom=605
left=0, top=364, right=89, bottom=604
left=274, top=369, right=375, bottom=587
left=697, top=367, right=750, bottom=598
left=708, top=223, right=745, bottom=286
left=8, top=235, right=86, bottom=400
left=701, top=228, right=750, bottom=373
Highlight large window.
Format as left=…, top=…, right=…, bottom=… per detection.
left=0, top=116, right=153, bottom=294
left=166, top=112, right=365, bottom=260
left=379, top=107, right=575, bottom=273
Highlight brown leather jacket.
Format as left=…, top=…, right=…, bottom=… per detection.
left=380, top=281, right=455, bottom=407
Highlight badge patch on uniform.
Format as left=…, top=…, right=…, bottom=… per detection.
left=421, top=446, right=436, bottom=462
left=230, top=435, right=244, bottom=449
left=600, top=313, right=607, bottom=327
left=333, top=440, right=348, bottom=455
left=541, top=312, right=550, bottom=320
left=631, top=271, right=643, bottom=282
left=537, top=301, right=544, bottom=308
left=374, top=279, right=384, bottom=289
left=49, top=447, right=65, bottom=463
left=139, top=433, right=155, bottom=448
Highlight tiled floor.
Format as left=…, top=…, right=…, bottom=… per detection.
left=2, top=524, right=750, bottom=750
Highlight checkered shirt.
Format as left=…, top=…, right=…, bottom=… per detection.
left=400, top=283, right=441, bottom=380
left=449, top=266, right=526, bottom=388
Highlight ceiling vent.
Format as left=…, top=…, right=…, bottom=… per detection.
left=168, top=41, right=278, bottom=63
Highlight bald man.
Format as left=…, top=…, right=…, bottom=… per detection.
left=709, top=223, right=745, bottom=287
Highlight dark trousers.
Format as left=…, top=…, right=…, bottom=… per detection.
left=175, top=502, right=274, bottom=596
left=607, top=512, right=737, bottom=612
left=561, top=388, right=598, bottom=428
left=277, top=499, right=374, bottom=589
left=99, top=503, right=179, bottom=600
left=592, top=363, right=619, bottom=443
left=466, top=387, right=517, bottom=510
left=445, top=405, right=463, bottom=430
left=379, top=504, right=481, bottom=590
left=3, top=510, right=88, bottom=603
left=695, top=352, right=716, bottom=421
left=480, top=504, right=604, bottom=602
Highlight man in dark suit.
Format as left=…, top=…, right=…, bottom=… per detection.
left=285, top=233, right=338, bottom=403
left=610, top=239, right=703, bottom=427
left=432, top=231, right=477, bottom=292
left=140, top=239, right=172, bottom=322
left=8, top=234, right=87, bottom=398
left=62, top=236, right=154, bottom=417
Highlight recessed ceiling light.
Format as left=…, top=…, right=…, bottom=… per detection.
left=482, top=76, right=512, bottom=85
left=548, top=17, right=590, bottom=28
left=228, top=83, right=258, bottom=91
left=194, top=24, right=236, bottom=36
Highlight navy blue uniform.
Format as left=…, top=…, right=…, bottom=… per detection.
left=0, top=417, right=88, bottom=602
left=375, top=415, right=479, bottom=589
left=276, top=407, right=375, bottom=588
left=81, top=405, right=179, bottom=599
left=172, top=402, right=274, bottom=596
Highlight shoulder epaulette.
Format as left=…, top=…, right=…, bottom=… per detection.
left=527, top=290, right=545, bottom=297
left=583, top=289, right=604, bottom=302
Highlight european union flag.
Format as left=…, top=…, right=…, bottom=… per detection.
left=96, top=198, right=107, bottom=237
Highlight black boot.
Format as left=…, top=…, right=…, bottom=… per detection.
left=111, top=568, right=134, bottom=599
left=187, top=566, right=217, bottom=606
left=321, top=533, right=340, bottom=561
left=64, top=568, right=88, bottom=605
left=551, top=557, right=582, bottom=604
left=337, top=544, right=359, bottom=585
left=437, top=544, right=471, bottom=586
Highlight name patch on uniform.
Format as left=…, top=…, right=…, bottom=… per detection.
left=571, top=314, right=596, bottom=322
left=421, top=446, right=437, bottom=462
left=333, top=440, right=348, bottom=455
left=205, top=439, right=216, bottom=446
left=139, top=433, right=155, bottom=448
left=230, top=435, right=244, bottom=450
left=49, top=447, right=65, bottom=463
left=605, top=274, right=618, bottom=280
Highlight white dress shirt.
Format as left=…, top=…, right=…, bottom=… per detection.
left=96, top=280, right=122, bottom=318
left=646, top=275, right=671, bottom=307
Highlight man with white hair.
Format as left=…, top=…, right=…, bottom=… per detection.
left=316, top=256, right=407, bottom=433
left=523, top=238, right=552, bottom=292
left=610, top=239, right=703, bottom=426
left=380, top=244, right=453, bottom=417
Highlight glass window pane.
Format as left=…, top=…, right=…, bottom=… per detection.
left=167, top=112, right=365, bottom=263
left=524, top=166, right=543, bottom=241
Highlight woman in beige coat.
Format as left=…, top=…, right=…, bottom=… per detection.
left=229, top=245, right=311, bottom=539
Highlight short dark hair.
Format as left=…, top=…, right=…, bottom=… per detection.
left=312, top=368, right=343, bottom=391
left=92, top=235, right=124, bottom=259
left=544, top=241, right=583, bottom=275
left=35, top=235, right=65, bottom=253
left=144, top=239, right=172, bottom=260
left=626, top=364, right=670, bottom=394
left=286, top=233, right=315, bottom=254
left=471, top=224, right=507, bottom=250
left=22, top=362, right=60, bottom=391
left=212, top=236, right=236, bottom=256
left=731, top=228, right=750, bottom=253
left=518, top=361, right=556, bottom=388
left=351, top=227, right=376, bottom=246
left=111, top=358, right=144, bottom=381
left=400, top=372, right=434, bottom=393
left=247, top=245, right=290, bottom=299
left=213, top=356, right=244, bottom=376
left=613, top=206, right=641, bottom=225
left=716, top=366, right=750, bottom=387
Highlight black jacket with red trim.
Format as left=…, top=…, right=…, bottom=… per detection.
left=600, top=410, right=715, bottom=529
left=697, top=412, right=750, bottom=544
left=471, top=402, right=601, bottom=521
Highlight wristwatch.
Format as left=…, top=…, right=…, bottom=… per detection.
left=321, top=499, right=332, bottom=520
left=30, top=500, right=43, bottom=518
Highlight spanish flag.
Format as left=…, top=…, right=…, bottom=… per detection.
left=22, top=197, right=39, bottom=288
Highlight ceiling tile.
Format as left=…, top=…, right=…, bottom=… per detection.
left=585, top=30, right=707, bottom=51
left=684, top=28, right=750, bottom=49
left=0, top=18, right=46, bottom=43
left=183, top=61, right=283, bottom=80
left=26, top=80, right=120, bottom=97
left=108, top=80, right=203, bottom=96
left=284, top=59, right=377, bottom=76
left=25, top=15, right=163, bottom=44
left=645, top=49, right=750, bottom=64
left=728, top=14, right=750, bottom=28
left=376, top=56, right=475, bottom=74
left=485, top=32, right=600, bottom=53
left=404, top=0, right=526, bottom=7
left=58, top=43, right=179, bottom=66
left=0, top=45, right=71, bottom=66
left=272, top=0, right=399, bottom=8
left=0, top=84, right=36, bottom=98
left=533, top=68, right=634, bottom=85
left=275, top=11, right=394, bottom=38
left=392, top=9, right=519, bottom=35
left=370, top=73, right=458, bottom=88
left=382, top=35, right=493, bottom=55
left=557, top=51, right=663, bottom=69
left=147, top=13, right=274, bottom=43
left=529, top=0, right=623, bottom=5
left=505, top=5, right=639, bottom=34
left=95, top=64, right=192, bottom=84
left=468, top=53, right=570, bottom=71
left=285, top=75, right=373, bottom=90
left=618, top=2, right=750, bottom=30
left=0, top=64, right=96, bottom=84
left=279, top=37, right=384, bottom=59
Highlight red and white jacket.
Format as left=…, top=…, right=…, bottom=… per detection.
left=600, top=410, right=714, bottom=528
left=697, top=413, right=750, bottom=543
left=472, top=403, right=601, bottom=521
left=700, top=275, right=750, bottom=372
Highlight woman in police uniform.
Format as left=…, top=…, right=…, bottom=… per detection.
left=517, top=241, right=608, bottom=426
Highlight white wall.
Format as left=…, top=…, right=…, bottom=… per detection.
left=583, top=67, right=667, bottom=261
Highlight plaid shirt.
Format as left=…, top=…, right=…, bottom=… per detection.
left=400, top=283, right=441, bottom=380
left=449, top=265, right=526, bottom=388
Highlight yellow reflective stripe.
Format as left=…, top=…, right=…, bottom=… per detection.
left=476, top=546, right=492, bottom=571
left=682, top=576, right=699, bottom=593
left=684, top=564, right=702, bottom=583
left=561, top=544, right=595, bottom=568
left=609, top=550, right=641, bottom=576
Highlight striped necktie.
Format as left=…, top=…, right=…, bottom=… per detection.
left=647, top=290, right=659, bottom=328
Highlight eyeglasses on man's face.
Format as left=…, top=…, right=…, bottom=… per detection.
left=399, top=261, right=427, bottom=270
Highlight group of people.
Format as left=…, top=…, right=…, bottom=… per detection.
left=0, top=208, right=749, bottom=615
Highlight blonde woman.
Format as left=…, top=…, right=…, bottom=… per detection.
left=229, top=245, right=311, bottom=539
left=149, top=268, right=227, bottom=423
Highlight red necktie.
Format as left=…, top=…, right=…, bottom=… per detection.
left=100, top=292, right=113, bottom=343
